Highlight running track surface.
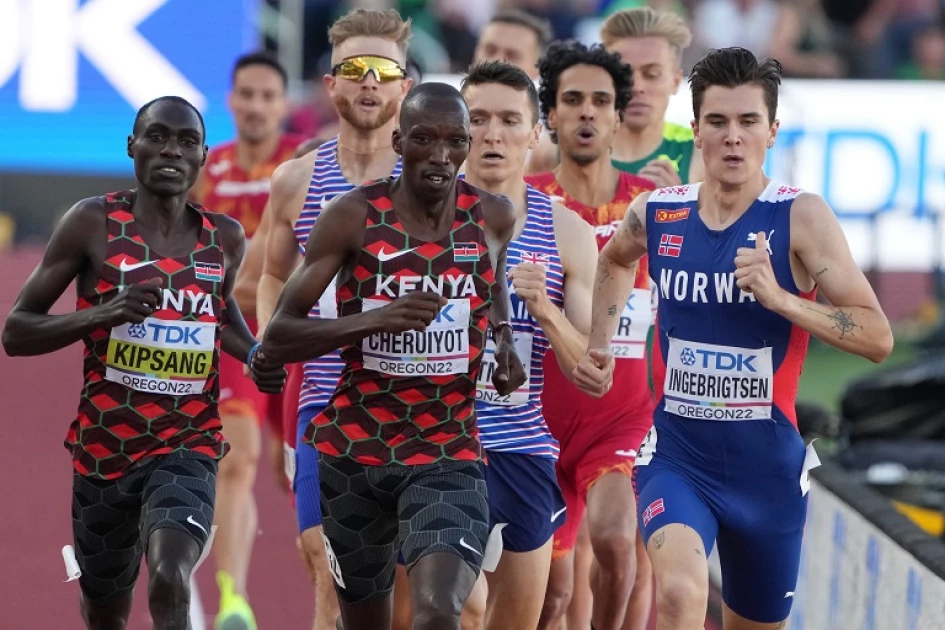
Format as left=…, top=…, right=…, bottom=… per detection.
left=1, top=247, right=712, bottom=629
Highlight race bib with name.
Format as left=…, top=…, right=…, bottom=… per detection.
left=476, top=332, right=533, bottom=406
left=361, top=298, right=470, bottom=376
left=663, top=338, right=773, bottom=420
left=610, top=288, right=652, bottom=360
left=105, top=318, right=216, bottom=396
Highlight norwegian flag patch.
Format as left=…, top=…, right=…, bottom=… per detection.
left=658, top=234, right=684, bottom=258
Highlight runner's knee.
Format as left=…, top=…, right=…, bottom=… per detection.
left=147, top=559, right=190, bottom=608
left=217, top=440, right=259, bottom=479
left=655, top=569, right=704, bottom=620
left=541, top=572, right=572, bottom=621
left=590, top=523, right=636, bottom=572
left=412, top=586, right=465, bottom=630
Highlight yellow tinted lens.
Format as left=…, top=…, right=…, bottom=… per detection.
left=339, top=56, right=404, bottom=82
left=336, top=60, right=367, bottom=80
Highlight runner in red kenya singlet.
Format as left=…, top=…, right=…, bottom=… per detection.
left=1, top=97, right=285, bottom=630
left=261, top=83, right=525, bottom=630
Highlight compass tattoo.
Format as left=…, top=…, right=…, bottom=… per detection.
left=808, top=306, right=862, bottom=339
left=828, top=309, right=862, bottom=338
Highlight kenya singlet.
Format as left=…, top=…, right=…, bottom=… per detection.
left=68, top=191, right=227, bottom=479
left=293, top=137, right=402, bottom=412
left=644, top=182, right=816, bottom=432
left=305, top=179, right=494, bottom=466
left=475, top=186, right=563, bottom=459
left=195, top=133, right=305, bottom=237
left=526, top=170, right=656, bottom=438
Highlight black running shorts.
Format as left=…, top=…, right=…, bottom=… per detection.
left=318, top=454, right=489, bottom=604
left=71, top=451, right=217, bottom=600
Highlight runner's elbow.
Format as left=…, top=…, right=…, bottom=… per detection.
left=868, top=328, right=894, bottom=363
left=1, top=315, right=27, bottom=356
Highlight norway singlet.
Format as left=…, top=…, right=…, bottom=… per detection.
left=194, top=133, right=305, bottom=237
left=525, top=170, right=656, bottom=435
left=305, top=179, right=494, bottom=466
left=476, top=186, right=563, bottom=458
left=613, top=121, right=696, bottom=184
left=293, top=137, right=402, bottom=412
left=645, top=182, right=816, bottom=429
left=634, top=182, right=816, bottom=624
left=68, top=191, right=227, bottom=480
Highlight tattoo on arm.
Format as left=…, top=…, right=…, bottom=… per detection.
left=653, top=532, right=665, bottom=550
left=813, top=267, right=828, bottom=279
left=806, top=305, right=863, bottom=339
left=627, top=208, right=643, bottom=235
left=607, top=305, right=617, bottom=317
left=596, top=257, right=612, bottom=290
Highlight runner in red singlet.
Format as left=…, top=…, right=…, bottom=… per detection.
left=525, top=40, right=656, bottom=630
left=1, top=96, right=285, bottom=630
left=190, top=51, right=304, bottom=629
left=262, top=83, right=526, bottom=630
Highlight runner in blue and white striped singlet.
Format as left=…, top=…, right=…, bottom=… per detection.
left=292, top=136, right=402, bottom=413
left=475, top=185, right=564, bottom=459
left=458, top=60, right=601, bottom=628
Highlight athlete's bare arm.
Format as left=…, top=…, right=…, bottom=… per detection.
left=1, top=198, right=162, bottom=356
left=231, top=205, right=269, bottom=318
left=738, top=193, right=894, bottom=363
left=512, top=201, right=596, bottom=376
left=214, top=214, right=287, bottom=392
left=215, top=214, right=253, bottom=359
left=587, top=194, right=648, bottom=350
left=572, top=193, right=649, bottom=397
left=261, top=189, right=445, bottom=364
left=479, top=190, right=528, bottom=394
left=257, top=156, right=311, bottom=332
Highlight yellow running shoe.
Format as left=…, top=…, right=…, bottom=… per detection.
left=215, top=571, right=257, bottom=630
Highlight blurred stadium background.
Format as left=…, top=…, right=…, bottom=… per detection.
left=1, top=0, right=945, bottom=628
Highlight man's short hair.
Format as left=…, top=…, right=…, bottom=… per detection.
left=488, top=10, right=554, bottom=52
left=232, top=51, right=288, bottom=89
left=328, top=9, right=412, bottom=60
left=461, top=60, right=539, bottom=125
left=600, top=7, right=692, bottom=61
left=689, top=47, right=782, bottom=121
left=133, top=96, right=206, bottom=142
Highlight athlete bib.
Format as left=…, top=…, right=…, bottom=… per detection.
left=610, top=288, right=652, bottom=360
left=476, top=332, right=534, bottom=406
left=105, top=317, right=216, bottom=395
left=663, top=338, right=773, bottom=421
left=361, top=298, right=471, bottom=376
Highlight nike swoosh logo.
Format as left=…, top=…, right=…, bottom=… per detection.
left=119, top=258, right=155, bottom=272
left=186, top=515, right=208, bottom=536
left=459, top=537, right=482, bottom=556
left=784, top=591, right=795, bottom=598
left=551, top=507, right=567, bottom=522
left=615, top=449, right=637, bottom=457
left=377, top=247, right=417, bottom=262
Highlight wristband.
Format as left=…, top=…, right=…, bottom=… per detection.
left=246, top=342, right=262, bottom=367
left=492, top=321, right=513, bottom=338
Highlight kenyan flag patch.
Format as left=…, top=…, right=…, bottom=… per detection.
left=195, top=262, right=223, bottom=282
